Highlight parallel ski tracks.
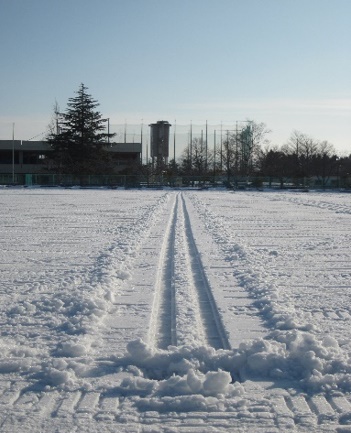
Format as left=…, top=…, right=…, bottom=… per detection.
left=148, top=192, right=230, bottom=350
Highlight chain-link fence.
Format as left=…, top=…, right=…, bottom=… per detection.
left=0, top=121, right=253, bottom=163
left=0, top=173, right=349, bottom=190
left=107, top=122, right=252, bottom=165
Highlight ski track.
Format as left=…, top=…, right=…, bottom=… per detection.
left=147, top=193, right=178, bottom=349
left=1, top=189, right=351, bottom=432
left=178, top=193, right=231, bottom=350
left=148, top=192, right=230, bottom=350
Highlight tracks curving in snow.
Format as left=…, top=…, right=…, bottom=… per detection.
left=148, top=192, right=230, bottom=350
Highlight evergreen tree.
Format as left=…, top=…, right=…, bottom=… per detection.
left=47, top=83, right=115, bottom=175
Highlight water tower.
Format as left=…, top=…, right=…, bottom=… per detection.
left=149, top=120, right=171, bottom=169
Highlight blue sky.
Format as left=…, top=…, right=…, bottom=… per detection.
left=1, top=0, right=350, bottom=155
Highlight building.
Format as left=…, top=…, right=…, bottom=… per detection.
left=0, top=140, right=141, bottom=184
left=0, top=140, right=49, bottom=175
left=149, top=120, right=171, bottom=169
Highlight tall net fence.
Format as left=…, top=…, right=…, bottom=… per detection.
left=0, top=121, right=251, bottom=163
left=108, top=122, right=250, bottom=163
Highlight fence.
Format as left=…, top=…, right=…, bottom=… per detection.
left=0, top=172, right=349, bottom=190
left=0, top=121, right=253, bottom=164
left=107, top=122, right=251, bottom=165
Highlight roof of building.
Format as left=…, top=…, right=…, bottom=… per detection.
left=0, top=140, right=142, bottom=153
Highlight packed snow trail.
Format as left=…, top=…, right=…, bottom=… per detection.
left=148, top=192, right=230, bottom=349
left=1, top=188, right=351, bottom=432
left=178, top=193, right=231, bottom=349
left=147, top=192, right=178, bottom=348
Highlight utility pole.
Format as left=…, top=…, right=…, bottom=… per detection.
left=235, top=121, right=239, bottom=174
left=213, top=129, right=216, bottom=179
left=200, top=128, right=204, bottom=176
left=205, top=120, right=208, bottom=174
left=107, top=118, right=110, bottom=145
left=220, top=122, right=223, bottom=172
left=190, top=121, right=193, bottom=168
left=140, top=120, right=143, bottom=164
left=226, top=129, right=230, bottom=185
left=173, top=120, right=176, bottom=163
left=12, top=123, right=15, bottom=184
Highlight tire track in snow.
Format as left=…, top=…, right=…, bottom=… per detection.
left=148, top=192, right=230, bottom=349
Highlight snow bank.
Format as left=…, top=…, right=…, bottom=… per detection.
left=65, top=332, right=350, bottom=400
left=22, top=338, right=241, bottom=401
left=241, top=330, right=351, bottom=391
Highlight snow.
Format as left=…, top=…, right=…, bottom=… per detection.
left=0, top=187, right=351, bottom=432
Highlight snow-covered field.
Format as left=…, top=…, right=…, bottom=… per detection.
left=0, top=187, right=351, bottom=432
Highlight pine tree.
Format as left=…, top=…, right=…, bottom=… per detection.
left=47, top=83, right=115, bottom=175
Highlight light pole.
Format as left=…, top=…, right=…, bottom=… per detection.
left=12, top=123, right=15, bottom=184
left=101, top=118, right=111, bottom=145
left=107, top=118, right=110, bottom=145
left=334, top=157, right=340, bottom=189
left=140, top=119, right=143, bottom=164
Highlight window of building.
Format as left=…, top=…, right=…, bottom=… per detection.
left=0, top=150, right=19, bottom=164
left=23, top=152, right=46, bottom=164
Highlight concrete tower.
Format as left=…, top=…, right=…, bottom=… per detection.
left=149, top=120, right=171, bottom=170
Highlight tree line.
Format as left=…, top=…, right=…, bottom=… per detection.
left=46, top=84, right=350, bottom=187
left=134, top=118, right=350, bottom=188
left=165, top=124, right=350, bottom=188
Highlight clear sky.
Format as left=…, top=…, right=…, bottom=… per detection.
left=1, top=0, right=350, bottom=156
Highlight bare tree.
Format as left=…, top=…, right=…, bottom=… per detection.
left=181, top=137, right=213, bottom=177
left=310, top=140, right=337, bottom=188
left=283, top=130, right=319, bottom=181
left=218, top=131, right=237, bottom=185
left=240, top=121, right=271, bottom=177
